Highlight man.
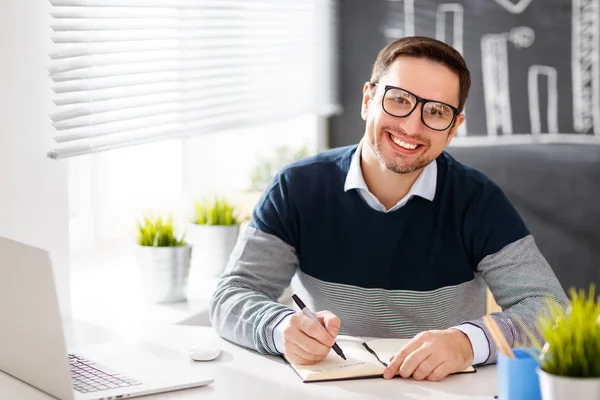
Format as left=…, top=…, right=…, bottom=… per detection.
left=210, top=36, right=567, bottom=381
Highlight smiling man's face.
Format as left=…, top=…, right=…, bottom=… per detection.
left=361, top=56, right=465, bottom=175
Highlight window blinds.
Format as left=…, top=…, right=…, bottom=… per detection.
left=48, top=0, right=339, bottom=159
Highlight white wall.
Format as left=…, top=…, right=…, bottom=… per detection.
left=0, top=0, right=71, bottom=316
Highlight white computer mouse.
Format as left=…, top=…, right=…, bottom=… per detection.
left=189, top=342, right=221, bottom=361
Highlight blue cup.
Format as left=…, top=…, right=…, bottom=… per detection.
left=497, top=348, right=541, bottom=400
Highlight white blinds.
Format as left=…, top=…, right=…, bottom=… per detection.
left=48, top=0, right=339, bottom=159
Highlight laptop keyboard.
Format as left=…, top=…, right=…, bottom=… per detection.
left=69, top=353, right=142, bottom=393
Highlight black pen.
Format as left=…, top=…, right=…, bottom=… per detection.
left=291, top=294, right=347, bottom=360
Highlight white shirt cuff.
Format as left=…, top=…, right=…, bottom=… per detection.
left=273, top=313, right=293, bottom=353
left=452, top=323, right=490, bottom=365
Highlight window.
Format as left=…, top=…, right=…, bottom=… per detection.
left=51, top=1, right=339, bottom=322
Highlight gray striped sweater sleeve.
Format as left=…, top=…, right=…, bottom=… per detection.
left=466, top=235, right=569, bottom=365
left=209, top=227, right=297, bottom=354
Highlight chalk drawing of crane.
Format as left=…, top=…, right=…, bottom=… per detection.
left=528, top=65, right=559, bottom=135
left=481, top=27, right=535, bottom=136
left=436, top=3, right=468, bottom=136
left=381, top=0, right=414, bottom=40
left=572, top=0, right=599, bottom=135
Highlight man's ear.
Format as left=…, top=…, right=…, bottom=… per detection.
left=446, top=113, right=465, bottom=144
left=361, top=82, right=375, bottom=121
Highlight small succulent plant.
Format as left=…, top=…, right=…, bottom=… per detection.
left=136, top=215, right=185, bottom=247
left=193, top=197, right=240, bottom=226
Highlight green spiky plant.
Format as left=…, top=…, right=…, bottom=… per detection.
left=136, top=215, right=185, bottom=247
left=193, top=197, right=240, bottom=226
left=533, top=284, right=600, bottom=378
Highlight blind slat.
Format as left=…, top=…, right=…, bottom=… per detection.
left=50, top=0, right=313, bottom=9
left=53, top=77, right=255, bottom=105
left=53, top=87, right=306, bottom=131
left=51, top=82, right=269, bottom=122
left=49, top=38, right=310, bottom=59
left=53, top=78, right=247, bottom=106
left=49, top=105, right=316, bottom=160
left=54, top=99, right=312, bottom=142
left=51, top=17, right=310, bottom=31
left=47, top=107, right=313, bottom=160
left=52, top=6, right=306, bottom=19
left=52, top=29, right=312, bottom=43
left=49, top=47, right=303, bottom=74
left=51, top=65, right=287, bottom=93
left=49, top=55, right=310, bottom=81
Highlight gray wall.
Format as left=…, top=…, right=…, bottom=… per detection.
left=446, top=144, right=600, bottom=292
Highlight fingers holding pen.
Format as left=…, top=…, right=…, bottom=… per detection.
left=285, top=295, right=344, bottom=365
left=282, top=312, right=334, bottom=365
left=316, top=310, right=341, bottom=338
left=284, top=340, right=328, bottom=365
left=294, top=311, right=337, bottom=347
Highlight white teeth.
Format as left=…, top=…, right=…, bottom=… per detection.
left=390, top=134, right=418, bottom=149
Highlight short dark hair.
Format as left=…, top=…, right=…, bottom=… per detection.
left=370, top=36, right=471, bottom=114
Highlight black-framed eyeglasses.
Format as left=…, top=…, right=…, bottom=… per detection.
left=373, top=83, right=459, bottom=131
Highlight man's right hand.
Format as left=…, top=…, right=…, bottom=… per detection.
left=282, top=310, right=341, bottom=365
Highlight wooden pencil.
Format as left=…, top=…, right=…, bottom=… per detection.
left=483, top=315, right=515, bottom=359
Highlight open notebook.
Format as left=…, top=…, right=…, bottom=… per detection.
left=285, top=337, right=476, bottom=382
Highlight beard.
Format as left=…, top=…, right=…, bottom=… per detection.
left=368, top=126, right=434, bottom=174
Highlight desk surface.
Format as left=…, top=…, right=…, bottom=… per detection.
left=0, top=320, right=498, bottom=400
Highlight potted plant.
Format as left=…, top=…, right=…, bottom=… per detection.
left=186, top=197, right=242, bottom=284
left=135, top=215, right=191, bottom=303
left=535, top=284, right=600, bottom=399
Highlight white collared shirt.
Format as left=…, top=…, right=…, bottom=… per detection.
left=343, top=140, right=437, bottom=211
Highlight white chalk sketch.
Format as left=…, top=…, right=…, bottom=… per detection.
left=572, top=0, right=600, bottom=135
left=480, top=27, right=535, bottom=136
left=436, top=4, right=464, bottom=55
left=508, top=26, right=536, bottom=48
left=382, top=0, right=414, bottom=40
left=528, top=65, right=559, bottom=135
left=481, top=34, right=513, bottom=136
left=436, top=3, right=467, bottom=136
left=494, top=0, right=535, bottom=14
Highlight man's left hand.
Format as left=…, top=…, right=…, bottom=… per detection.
left=383, top=329, right=474, bottom=382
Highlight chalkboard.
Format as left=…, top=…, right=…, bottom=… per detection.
left=330, top=0, right=600, bottom=146
left=328, top=0, right=600, bottom=291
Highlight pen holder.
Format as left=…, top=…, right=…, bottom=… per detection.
left=497, top=348, right=541, bottom=400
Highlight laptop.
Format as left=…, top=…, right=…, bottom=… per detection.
left=0, top=236, right=214, bottom=400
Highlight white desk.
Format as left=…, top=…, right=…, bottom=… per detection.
left=0, top=319, right=499, bottom=400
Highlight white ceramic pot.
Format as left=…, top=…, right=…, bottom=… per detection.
left=186, top=223, right=240, bottom=278
left=135, top=244, right=191, bottom=303
left=538, top=368, right=600, bottom=400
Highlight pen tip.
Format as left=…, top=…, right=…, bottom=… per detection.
left=341, top=354, right=347, bottom=360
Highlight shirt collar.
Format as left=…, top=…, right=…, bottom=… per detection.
left=343, top=140, right=437, bottom=202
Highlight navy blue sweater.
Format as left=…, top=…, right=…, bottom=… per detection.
left=250, top=145, right=530, bottom=291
